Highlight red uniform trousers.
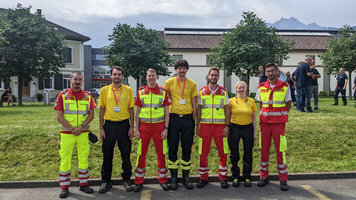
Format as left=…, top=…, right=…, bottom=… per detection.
left=198, top=124, right=228, bottom=180
left=259, top=122, right=288, bottom=181
left=134, top=122, right=168, bottom=184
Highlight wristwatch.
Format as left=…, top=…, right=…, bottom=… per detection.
left=225, top=124, right=230, bottom=128
left=164, top=127, right=169, bottom=130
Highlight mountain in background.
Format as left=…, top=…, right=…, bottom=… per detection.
left=266, top=17, right=339, bottom=30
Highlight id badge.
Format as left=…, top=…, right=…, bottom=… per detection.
left=114, top=107, right=121, bottom=112
left=179, top=99, right=186, bottom=105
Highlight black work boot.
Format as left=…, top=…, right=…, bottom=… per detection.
left=280, top=181, right=289, bottom=191
left=257, top=178, right=269, bottom=187
left=182, top=170, right=193, bottom=189
left=169, top=169, right=178, bottom=190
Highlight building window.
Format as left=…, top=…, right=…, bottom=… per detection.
left=43, top=77, right=54, bottom=89
left=63, top=74, right=70, bottom=89
left=305, top=55, right=315, bottom=61
left=173, top=55, right=183, bottom=62
left=93, top=54, right=105, bottom=60
left=66, top=47, right=73, bottom=64
left=93, top=65, right=110, bottom=75
left=275, top=57, right=283, bottom=66
left=92, top=81, right=111, bottom=88
left=206, top=55, right=211, bottom=66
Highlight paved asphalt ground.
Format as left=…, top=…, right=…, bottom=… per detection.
left=1, top=173, right=355, bottom=200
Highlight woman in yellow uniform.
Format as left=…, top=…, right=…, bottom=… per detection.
left=228, top=81, right=257, bottom=187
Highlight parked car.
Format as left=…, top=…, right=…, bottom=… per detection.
left=89, top=88, right=101, bottom=97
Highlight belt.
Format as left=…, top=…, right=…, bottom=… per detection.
left=170, top=113, right=193, bottom=118
left=105, top=119, right=129, bottom=124
left=231, top=123, right=252, bottom=129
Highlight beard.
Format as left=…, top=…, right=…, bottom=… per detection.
left=112, top=79, right=121, bottom=83
left=210, top=80, right=218, bottom=85
left=74, top=84, right=81, bottom=89
left=178, top=73, right=186, bottom=77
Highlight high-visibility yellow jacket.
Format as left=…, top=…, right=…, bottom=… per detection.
left=138, top=85, right=166, bottom=123
left=61, top=89, right=91, bottom=133
left=199, top=85, right=227, bottom=124
left=258, top=79, right=289, bottom=123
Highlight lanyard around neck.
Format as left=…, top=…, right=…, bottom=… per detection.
left=111, top=84, right=122, bottom=106
left=176, top=76, right=186, bottom=98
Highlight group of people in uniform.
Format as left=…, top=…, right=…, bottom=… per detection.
left=54, top=59, right=292, bottom=198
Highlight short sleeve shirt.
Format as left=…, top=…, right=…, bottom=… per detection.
left=255, top=84, right=292, bottom=102
left=135, top=85, right=171, bottom=107
left=311, top=69, right=320, bottom=86
left=229, top=97, right=257, bottom=125
left=296, top=63, right=312, bottom=87
left=164, top=77, right=198, bottom=115
left=337, top=74, right=348, bottom=87
left=98, top=84, right=135, bottom=121
left=54, top=89, right=97, bottom=112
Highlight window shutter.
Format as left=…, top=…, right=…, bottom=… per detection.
left=38, top=77, right=43, bottom=90
left=54, top=74, right=63, bottom=90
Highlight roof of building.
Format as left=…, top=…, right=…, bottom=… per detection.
left=0, top=8, right=90, bottom=42
left=164, top=28, right=337, bottom=50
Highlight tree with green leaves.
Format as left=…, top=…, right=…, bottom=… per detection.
left=0, top=4, right=66, bottom=105
left=319, top=25, right=356, bottom=99
left=102, top=23, right=173, bottom=91
left=209, top=11, right=294, bottom=93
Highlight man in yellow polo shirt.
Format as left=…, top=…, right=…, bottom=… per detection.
left=164, top=59, right=198, bottom=190
left=98, top=66, right=135, bottom=194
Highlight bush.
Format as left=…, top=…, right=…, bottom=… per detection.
left=12, top=95, right=17, bottom=102
left=329, top=91, right=335, bottom=96
left=319, top=91, right=327, bottom=96
left=249, top=92, right=256, bottom=98
left=228, top=92, right=235, bottom=98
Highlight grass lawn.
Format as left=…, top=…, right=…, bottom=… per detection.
left=0, top=97, right=356, bottom=181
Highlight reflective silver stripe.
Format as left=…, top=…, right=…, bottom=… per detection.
left=198, top=171, right=208, bottom=174
left=141, top=98, right=144, bottom=104
left=157, top=167, right=167, bottom=172
left=59, top=176, right=70, bottom=181
left=202, top=98, right=206, bottom=105
left=262, top=101, right=273, bottom=105
left=65, top=103, right=70, bottom=111
left=160, top=89, right=163, bottom=93
left=219, top=172, right=227, bottom=176
left=78, top=168, right=88, bottom=173
left=181, top=166, right=190, bottom=170
left=158, top=98, right=163, bottom=105
left=139, top=117, right=164, bottom=122
left=201, top=104, right=225, bottom=109
left=79, top=179, right=88, bottom=183
left=278, top=169, right=288, bottom=174
left=277, top=164, right=287, bottom=168
left=220, top=98, right=224, bottom=106
left=86, top=104, right=89, bottom=113
left=274, top=101, right=285, bottom=104
left=260, top=161, right=269, bottom=166
left=181, top=160, right=191, bottom=165
left=63, top=110, right=88, bottom=115
left=219, top=166, right=228, bottom=170
left=158, top=172, right=168, bottom=178
left=201, top=118, right=225, bottom=123
left=61, top=126, right=90, bottom=131
left=135, top=172, right=145, bottom=177
left=59, top=170, right=71, bottom=176
left=262, top=101, right=285, bottom=105
left=260, top=167, right=269, bottom=171
left=198, top=167, right=209, bottom=171
left=85, top=93, right=88, bottom=98
left=60, top=181, right=70, bottom=186
left=78, top=173, right=89, bottom=178
left=64, top=92, right=69, bottom=97
left=259, top=111, right=288, bottom=116
left=136, top=167, right=146, bottom=172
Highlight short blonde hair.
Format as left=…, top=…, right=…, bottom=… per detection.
left=235, top=81, right=248, bottom=103
left=146, top=68, right=157, bottom=75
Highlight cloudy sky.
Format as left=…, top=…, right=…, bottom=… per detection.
left=2, top=0, right=356, bottom=47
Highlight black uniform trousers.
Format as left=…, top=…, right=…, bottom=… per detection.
left=334, top=87, right=347, bottom=105
left=101, top=119, right=132, bottom=182
left=168, top=113, right=195, bottom=165
left=228, top=123, right=254, bottom=180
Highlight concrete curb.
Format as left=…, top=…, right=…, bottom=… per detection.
left=1, top=172, right=355, bottom=189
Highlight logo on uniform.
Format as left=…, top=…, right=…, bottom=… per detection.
left=123, top=98, right=126, bottom=100
left=186, top=87, right=190, bottom=89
